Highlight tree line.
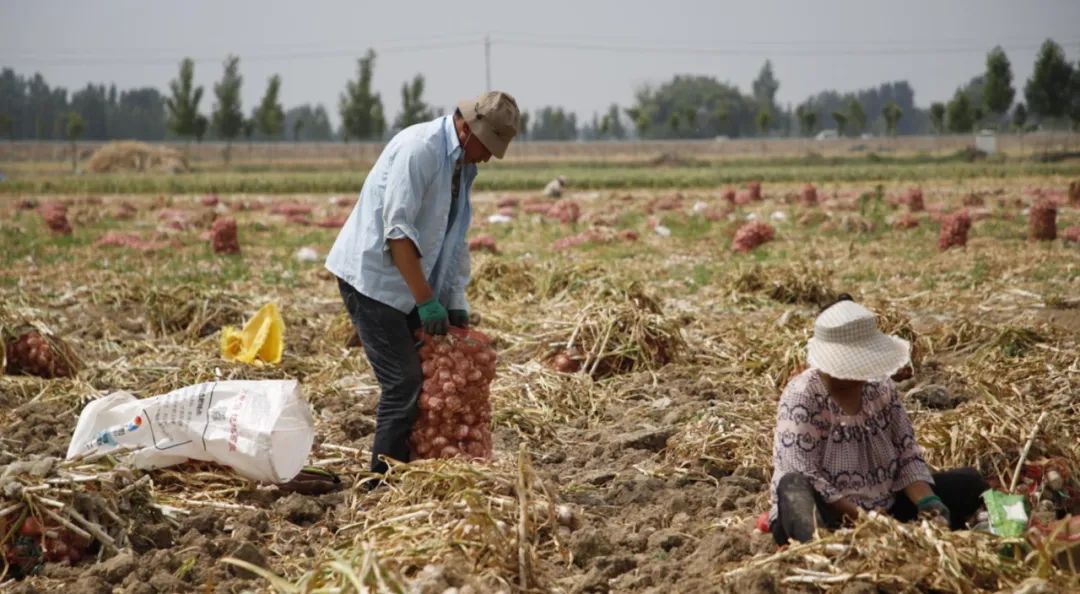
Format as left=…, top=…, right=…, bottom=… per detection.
left=0, top=39, right=1077, bottom=150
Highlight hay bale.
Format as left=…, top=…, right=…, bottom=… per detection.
left=86, top=141, right=188, bottom=174
left=1028, top=199, right=1057, bottom=241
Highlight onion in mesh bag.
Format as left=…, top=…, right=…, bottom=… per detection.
left=410, top=327, right=496, bottom=460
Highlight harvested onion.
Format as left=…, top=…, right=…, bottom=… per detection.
left=409, top=327, right=496, bottom=460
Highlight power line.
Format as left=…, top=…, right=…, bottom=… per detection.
left=490, top=37, right=1072, bottom=57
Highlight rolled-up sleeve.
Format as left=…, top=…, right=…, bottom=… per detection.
left=382, top=143, right=436, bottom=255
left=774, top=384, right=843, bottom=502
left=888, top=383, right=935, bottom=491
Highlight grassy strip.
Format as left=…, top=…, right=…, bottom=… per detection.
left=2, top=160, right=1079, bottom=195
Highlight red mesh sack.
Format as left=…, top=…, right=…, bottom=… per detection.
left=1063, top=226, right=1080, bottom=244
left=938, top=209, right=971, bottom=251
left=468, top=234, right=498, bottom=253
left=732, top=221, right=775, bottom=253
left=1028, top=199, right=1057, bottom=241
left=39, top=202, right=72, bottom=235
left=906, top=187, right=924, bottom=212
left=1068, top=180, right=1079, bottom=207
left=893, top=213, right=919, bottom=230
left=546, top=200, right=581, bottom=224
left=799, top=184, right=818, bottom=207
left=721, top=187, right=736, bottom=205
left=748, top=181, right=762, bottom=201
left=410, top=327, right=497, bottom=460
left=211, top=217, right=240, bottom=254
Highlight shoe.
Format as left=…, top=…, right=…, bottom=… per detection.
left=277, top=466, right=343, bottom=495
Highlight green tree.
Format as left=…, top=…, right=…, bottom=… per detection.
left=881, top=103, right=903, bottom=136
left=1024, top=39, right=1074, bottom=122
left=795, top=104, right=817, bottom=137
left=668, top=110, right=681, bottom=133
left=65, top=112, right=84, bottom=171
left=983, top=46, right=1015, bottom=126
left=394, top=74, right=433, bottom=130
left=242, top=117, right=255, bottom=148
left=193, top=114, right=208, bottom=143
left=211, top=55, right=244, bottom=164
left=831, top=111, right=848, bottom=136
left=929, top=102, right=946, bottom=134
left=255, top=74, right=284, bottom=140
left=518, top=111, right=530, bottom=140
left=847, top=98, right=866, bottom=136
left=1069, top=63, right=1080, bottom=131
left=164, top=58, right=203, bottom=143
left=0, top=113, right=12, bottom=140
left=339, top=49, right=386, bottom=142
left=603, top=104, right=626, bottom=139
left=946, top=90, right=974, bottom=133
left=293, top=118, right=304, bottom=142
left=1012, top=102, right=1028, bottom=131
left=755, top=108, right=772, bottom=136
left=752, top=59, right=779, bottom=116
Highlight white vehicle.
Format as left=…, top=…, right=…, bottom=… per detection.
left=815, top=129, right=838, bottom=140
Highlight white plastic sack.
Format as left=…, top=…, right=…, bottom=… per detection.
left=65, top=380, right=314, bottom=483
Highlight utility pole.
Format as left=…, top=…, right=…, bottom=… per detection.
left=484, top=34, right=491, bottom=91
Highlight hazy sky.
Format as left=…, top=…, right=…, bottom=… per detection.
left=3, top=0, right=1078, bottom=126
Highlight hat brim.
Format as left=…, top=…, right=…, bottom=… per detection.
left=806, top=334, right=910, bottom=382
left=457, top=99, right=512, bottom=159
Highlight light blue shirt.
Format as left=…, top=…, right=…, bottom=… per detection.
left=326, top=115, right=476, bottom=314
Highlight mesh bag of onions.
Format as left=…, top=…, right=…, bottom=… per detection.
left=409, top=327, right=497, bottom=460
left=1028, top=199, right=1057, bottom=241
left=938, top=209, right=971, bottom=251
left=732, top=221, right=776, bottom=253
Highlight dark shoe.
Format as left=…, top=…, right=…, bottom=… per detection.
left=277, top=466, right=343, bottom=495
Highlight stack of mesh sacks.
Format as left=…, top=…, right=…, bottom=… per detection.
left=409, top=328, right=496, bottom=460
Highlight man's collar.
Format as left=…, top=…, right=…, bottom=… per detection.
left=443, top=115, right=462, bottom=159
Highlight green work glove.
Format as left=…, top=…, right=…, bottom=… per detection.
left=418, top=298, right=449, bottom=336
left=448, top=309, right=470, bottom=328
left=917, top=495, right=952, bottom=526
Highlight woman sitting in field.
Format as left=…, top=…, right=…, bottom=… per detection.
left=768, top=295, right=989, bottom=545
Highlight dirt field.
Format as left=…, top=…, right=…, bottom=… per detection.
left=1, top=173, right=1079, bottom=592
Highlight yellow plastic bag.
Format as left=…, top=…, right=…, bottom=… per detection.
left=221, top=303, right=284, bottom=365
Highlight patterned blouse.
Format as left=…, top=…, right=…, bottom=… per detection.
left=769, top=368, right=934, bottom=522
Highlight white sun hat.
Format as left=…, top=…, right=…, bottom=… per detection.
left=806, top=300, right=910, bottom=381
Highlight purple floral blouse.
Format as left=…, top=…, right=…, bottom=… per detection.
left=769, top=368, right=934, bottom=522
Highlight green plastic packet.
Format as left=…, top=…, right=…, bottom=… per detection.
left=982, top=489, right=1029, bottom=538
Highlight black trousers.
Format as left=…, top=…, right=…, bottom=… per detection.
left=338, top=278, right=422, bottom=475
left=771, top=467, right=990, bottom=545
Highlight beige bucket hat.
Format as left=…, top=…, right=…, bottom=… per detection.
left=806, top=300, right=910, bottom=382
left=457, top=91, right=519, bottom=159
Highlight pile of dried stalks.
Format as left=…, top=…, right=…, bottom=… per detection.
left=242, top=451, right=566, bottom=592
left=85, top=141, right=189, bottom=174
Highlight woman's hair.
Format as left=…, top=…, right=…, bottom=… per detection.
left=820, top=293, right=854, bottom=313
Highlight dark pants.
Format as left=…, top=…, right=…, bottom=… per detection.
left=338, top=278, right=422, bottom=475
left=771, top=467, right=989, bottom=545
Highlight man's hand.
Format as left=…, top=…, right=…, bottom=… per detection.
left=916, top=495, right=952, bottom=527
left=418, top=299, right=449, bottom=335
left=448, top=309, right=470, bottom=328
